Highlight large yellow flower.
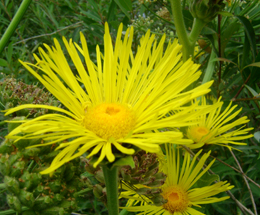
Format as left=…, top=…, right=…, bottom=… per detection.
left=122, top=145, right=233, bottom=215
left=186, top=97, right=253, bottom=150
left=5, top=23, right=212, bottom=174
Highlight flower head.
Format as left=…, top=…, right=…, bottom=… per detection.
left=5, top=23, right=212, bottom=173
left=186, top=97, right=253, bottom=150
left=189, top=0, right=225, bottom=23
left=122, top=144, right=234, bottom=214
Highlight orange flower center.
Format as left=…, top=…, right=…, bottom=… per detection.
left=188, top=126, right=211, bottom=143
left=83, top=103, right=136, bottom=140
left=162, top=185, right=189, bottom=213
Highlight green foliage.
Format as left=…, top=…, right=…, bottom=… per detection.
left=0, top=0, right=259, bottom=214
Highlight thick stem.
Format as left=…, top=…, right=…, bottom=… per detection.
left=102, top=165, right=119, bottom=215
left=169, top=0, right=192, bottom=61
left=189, top=18, right=206, bottom=47
left=0, top=0, right=32, bottom=53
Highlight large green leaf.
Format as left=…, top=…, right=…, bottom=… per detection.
left=235, top=15, right=257, bottom=61
left=111, top=156, right=135, bottom=169
left=114, top=0, right=132, bottom=19
left=0, top=58, right=8, bottom=67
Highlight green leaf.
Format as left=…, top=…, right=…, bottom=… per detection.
left=196, top=172, right=220, bottom=188
left=218, top=11, right=233, bottom=17
left=241, top=30, right=251, bottom=70
left=242, top=62, right=260, bottom=71
left=221, top=21, right=240, bottom=56
left=245, top=84, right=259, bottom=97
left=81, top=11, right=102, bottom=22
left=7, top=42, right=13, bottom=63
left=235, top=15, right=257, bottom=61
left=254, top=131, right=260, bottom=143
left=87, top=0, right=99, bottom=12
left=107, top=0, right=117, bottom=22
left=111, top=156, right=135, bottom=169
left=212, top=202, right=233, bottom=215
left=201, top=26, right=216, bottom=35
left=114, top=0, right=132, bottom=19
left=211, top=57, right=238, bottom=67
left=0, top=58, right=8, bottom=67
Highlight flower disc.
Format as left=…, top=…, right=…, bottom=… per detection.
left=84, top=103, right=136, bottom=140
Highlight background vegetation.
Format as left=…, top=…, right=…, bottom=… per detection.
left=0, top=0, right=260, bottom=214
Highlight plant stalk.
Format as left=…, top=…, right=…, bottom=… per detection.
left=189, top=18, right=206, bottom=48
left=0, top=0, right=32, bottom=53
left=102, top=165, right=119, bottom=215
left=169, top=0, right=192, bottom=61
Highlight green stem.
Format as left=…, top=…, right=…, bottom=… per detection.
left=0, top=0, right=32, bottom=53
left=189, top=18, right=206, bottom=49
left=169, top=0, right=192, bottom=61
left=102, top=165, right=119, bottom=215
left=73, top=187, right=92, bottom=197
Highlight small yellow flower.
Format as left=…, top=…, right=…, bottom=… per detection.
left=122, top=144, right=233, bottom=214
left=5, top=23, right=212, bottom=174
left=186, top=97, right=253, bottom=150
left=226, top=0, right=232, bottom=7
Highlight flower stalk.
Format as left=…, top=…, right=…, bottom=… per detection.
left=0, top=0, right=32, bottom=53
left=102, top=165, right=119, bottom=215
left=169, top=0, right=192, bottom=61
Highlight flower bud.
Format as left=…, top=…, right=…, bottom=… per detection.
left=82, top=176, right=93, bottom=189
left=33, top=196, right=54, bottom=211
left=0, top=139, right=14, bottom=154
left=0, top=154, right=11, bottom=175
left=4, top=176, right=20, bottom=195
left=33, top=184, right=48, bottom=197
left=18, top=190, right=35, bottom=208
left=52, top=164, right=66, bottom=179
left=93, top=184, right=104, bottom=199
left=10, top=160, right=26, bottom=178
left=48, top=181, right=62, bottom=193
left=151, top=194, right=168, bottom=206
left=9, top=151, right=23, bottom=165
left=84, top=159, right=97, bottom=174
left=7, top=194, right=22, bottom=213
left=20, top=171, right=42, bottom=191
left=23, top=148, right=41, bottom=158
left=189, top=0, right=225, bottom=23
left=52, top=193, right=64, bottom=204
left=59, top=199, right=77, bottom=211
left=95, top=169, right=105, bottom=183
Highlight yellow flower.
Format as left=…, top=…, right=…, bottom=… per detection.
left=186, top=97, right=253, bottom=150
left=122, top=145, right=234, bottom=215
left=5, top=23, right=212, bottom=174
left=226, top=0, right=232, bottom=7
